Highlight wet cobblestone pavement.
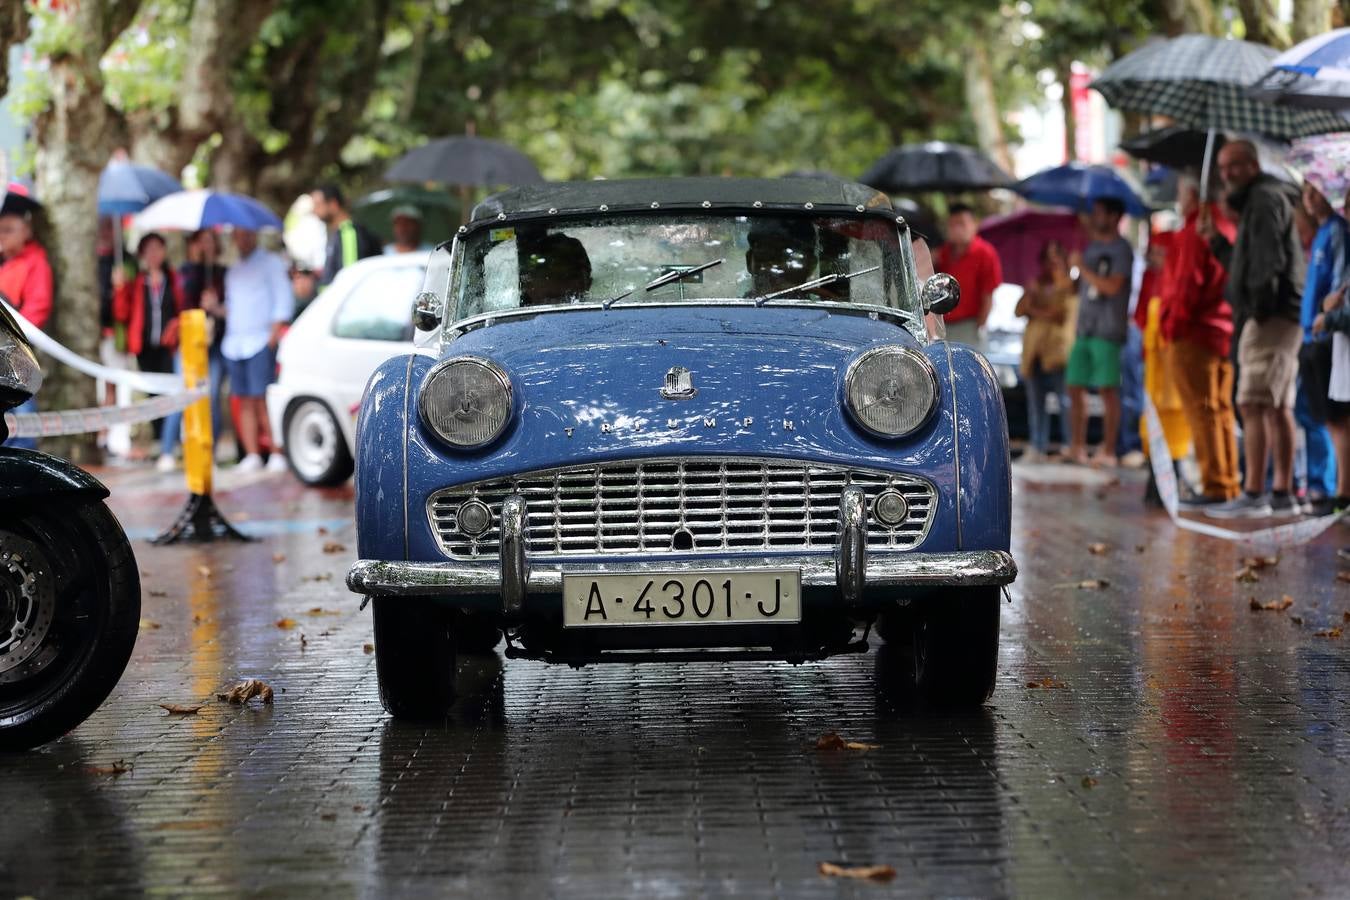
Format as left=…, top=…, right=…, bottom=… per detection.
left=4, top=461, right=1350, bottom=897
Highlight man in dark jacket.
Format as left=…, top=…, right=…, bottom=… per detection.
left=310, top=184, right=381, bottom=286
left=1199, top=140, right=1306, bottom=520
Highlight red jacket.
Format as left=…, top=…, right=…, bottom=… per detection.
left=0, top=241, right=53, bottom=330
left=114, top=269, right=185, bottom=355
left=1159, top=206, right=1236, bottom=358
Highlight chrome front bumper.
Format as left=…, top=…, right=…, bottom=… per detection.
left=348, top=488, right=1016, bottom=608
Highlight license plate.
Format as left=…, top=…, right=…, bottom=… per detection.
left=562, top=570, right=801, bottom=628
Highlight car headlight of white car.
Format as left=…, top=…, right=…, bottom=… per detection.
left=418, top=356, right=513, bottom=449
left=843, top=345, right=939, bottom=438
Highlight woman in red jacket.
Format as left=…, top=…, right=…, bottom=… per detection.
left=113, top=232, right=184, bottom=472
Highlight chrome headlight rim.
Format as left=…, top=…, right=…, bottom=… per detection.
left=843, top=344, right=940, bottom=440
left=417, top=354, right=514, bottom=450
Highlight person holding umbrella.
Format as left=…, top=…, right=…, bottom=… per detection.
left=1199, top=140, right=1306, bottom=520
left=180, top=228, right=229, bottom=444
left=222, top=228, right=294, bottom=473
left=310, top=184, right=381, bottom=286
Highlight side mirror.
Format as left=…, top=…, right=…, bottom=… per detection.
left=921, top=273, right=960, bottom=316
left=412, top=291, right=443, bottom=332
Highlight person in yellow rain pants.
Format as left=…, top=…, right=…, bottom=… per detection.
left=1137, top=231, right=1193, bottom=505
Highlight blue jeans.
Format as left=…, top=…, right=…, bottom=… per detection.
left=208, top=345, right=227, bottom=442
left=160, top=353, right=182, bottom=458
left=1026, top=366, right=1067, bottom=453
left=8, top=396, right=36, bottom=450
left=1295, top=376, right=1336, bottom=496
left=1117, top=323, right=1144, bottom=456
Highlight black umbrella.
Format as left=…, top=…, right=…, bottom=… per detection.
left=860, top=142, right=1013, bottom=194
left=1119, top=125, right=1298, bottom=184
left=385, top=135, right=544, bottom=187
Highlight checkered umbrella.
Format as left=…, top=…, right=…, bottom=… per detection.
left=1092, top=34, right=1347, bottom=139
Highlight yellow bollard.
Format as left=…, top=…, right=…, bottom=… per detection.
left=179, top=309, right=213, bottom=497
left=152, top=308, right=251, bottom=544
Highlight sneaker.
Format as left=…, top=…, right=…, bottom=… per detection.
left=1020, top=448, right=1043, bottom=464
left=1119, top=450, right=1147, bottom=469
left=155, top=453, right=177, bottom=473
left=1203, top=493, right=1273, bottom=519
left=1268, top=493, right=1304, bottom=518
left=236, top=453, right=263, bottom=473
left=1178, top=493, right=1231, bottom=511
left=265, top=453, right=289, bottom=474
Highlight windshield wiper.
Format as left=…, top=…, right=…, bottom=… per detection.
left=603, top=258, right=724, bottom=309
left=751, top=265, right=881, bottom=307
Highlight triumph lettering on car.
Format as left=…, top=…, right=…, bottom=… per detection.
left=346, top=177, right=1016, bottom=718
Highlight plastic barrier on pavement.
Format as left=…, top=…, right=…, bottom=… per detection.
left=1145, top=398, right=1346, bottom=547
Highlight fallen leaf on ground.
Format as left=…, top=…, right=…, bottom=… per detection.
left=1249, top=596, right=1293, bottom=612
left=275, top=618, right=298, bottom=630
left=197, top=565, right=213, bottom=578
left=1135, top=545, right=1146, bottom=553
left=1076, top=579, right=1109, bottom=590
left=300, top=633, right=308, bottom=650
left=307, top=607, right=340, bottom=616
left=159, top=704, right=205, bottom=715
left=322, top=541, right=346, bottom=554
left=1292, top=616, right=1305, bottom=625
left=1081, top=776, right=1099, bottom=789
left=1337, top=571, right=1350, bottom=584
left=85, top=760, right=132, bottom=777
left=1027, top=677, right=1066, bottom=689
left=317, top=526, right=329, bottom=535
left=815, top=732, right=879, bottom=752
left=1343, top=611, right=1350, bottom=623
left=353, top=804, right=366, bottom=813
left=320, top=812, right=337, bottom=821
left=1234, top=566, right=1260, bottom=583
left=304, top=573, right=333, bottom=582
left=1087, top=543, right=1109, bottom=555
left=818, top=862, right=896, bottom=883
left=139, top=619, right=161, bottom=631
left=362, top=643, right=374, bottom=654
left=147, top=589, right=168, bottom=598
left=193, top=614, right=207, bottom=624
left=1243, top=555, right=1280, bottom=570
left=272, top=553, right=287, bottom=564
left=216, top=679, right=274, bottom=705
left=1315, top=626, right=1344, bottom=638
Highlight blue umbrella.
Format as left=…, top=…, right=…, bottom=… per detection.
left=97, top=161, right=182, bottom=215
left=1013, top=163, right=1151, bottom=218
left=1249, top=28, right=1350, bottom=111
left=134, top=189, right=283, bottom=231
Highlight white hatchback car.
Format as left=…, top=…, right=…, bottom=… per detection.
left=268, top=252, right=427, bottom=485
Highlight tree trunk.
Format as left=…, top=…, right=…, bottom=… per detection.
left=0, top=4, right=29, bottom=101
left=1292, top=0, right=1333, bottom=41
left=1058, top=61, right=1076, bottom=164
left=963, top=34, right=1014, bottom=176
left=1237, top=0, right=1292, bottom=49
left=1158, top=0, right=1219, bottom=35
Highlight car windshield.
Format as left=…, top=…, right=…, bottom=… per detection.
left=433, top=213, right=919, bottom=322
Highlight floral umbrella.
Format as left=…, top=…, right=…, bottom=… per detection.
left=1284, top=134, right=1350, bottom=203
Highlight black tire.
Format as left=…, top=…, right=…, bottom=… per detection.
left=454, top=611, right=501, bottom=655
left=372, top=598, right=457, bottom=719
left=874, top=602, right=914, bottom=644
left=911, top=586, right=1001, bottom=708
left=283, top=398, right=354, bottom=486
left=0, top=500, right=140, bottom=751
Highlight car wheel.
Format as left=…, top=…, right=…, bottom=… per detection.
left=284, top=399, right=354, bottom=486
left=0, top=501, right=140, bottom=751
left=454, top=612, right=501, bottom=655
left=372, top=598, right=457, bottom=719
left=874, top=602, right=913, bottom=644
left=911, top=586, right=1000, bottom=708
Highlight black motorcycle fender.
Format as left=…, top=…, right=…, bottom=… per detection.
left=0, top=447, right=110, bottom=503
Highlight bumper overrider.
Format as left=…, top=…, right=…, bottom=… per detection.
left=347, top=487, right=1017, bottom=612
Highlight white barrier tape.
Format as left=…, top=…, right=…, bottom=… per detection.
left=4, top=387, right=206, bottom=438
left=1, top=299, right=182, bottom=394
left=1144, top=398, right=1346, bottom=547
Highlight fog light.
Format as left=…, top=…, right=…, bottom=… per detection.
left=873, top=490, right=909, bottom=527
left=456, top=499, right=492, bottom=536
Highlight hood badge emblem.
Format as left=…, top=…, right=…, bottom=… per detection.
left=660, top=366, right=698, bottom=400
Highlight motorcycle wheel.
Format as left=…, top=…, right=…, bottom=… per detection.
left=0, top=500, right=140, bottom=751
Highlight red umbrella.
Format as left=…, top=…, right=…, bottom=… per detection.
left=977, top=209, right=1086, bottom=288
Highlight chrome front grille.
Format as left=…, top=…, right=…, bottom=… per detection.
left=427, top=458, right=936, bottom=560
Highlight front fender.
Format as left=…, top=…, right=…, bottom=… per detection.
left=354, top=354, right=419, bottom=560
left=0, top=447, right=110, bottom=502
left=943, top=344, right=1011, bottom=552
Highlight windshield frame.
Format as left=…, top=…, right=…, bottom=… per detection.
left=424, top=204, right=926, bottom=344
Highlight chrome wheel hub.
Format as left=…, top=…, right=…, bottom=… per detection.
left=289, top=402, right=337, bottom=480
left=0, top=530, right=57, bottom=683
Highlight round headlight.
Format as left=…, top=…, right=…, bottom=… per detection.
left=844, top=346, right=939, bottom=438
left=419, top=356, right=513, bottom=449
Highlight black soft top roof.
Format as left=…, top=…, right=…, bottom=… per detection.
left=471, top=176, right=893, bottom=223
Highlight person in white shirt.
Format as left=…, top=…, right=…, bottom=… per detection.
left=223, top=228, right=294, bottom=473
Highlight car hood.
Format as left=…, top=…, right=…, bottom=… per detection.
left=427, top=306, right=948, bottom=470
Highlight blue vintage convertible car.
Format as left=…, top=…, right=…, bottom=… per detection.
left=347, top=177, right=1016, bottom=716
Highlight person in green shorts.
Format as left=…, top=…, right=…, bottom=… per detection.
left=1065, top=198, right=1134, bottom=466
